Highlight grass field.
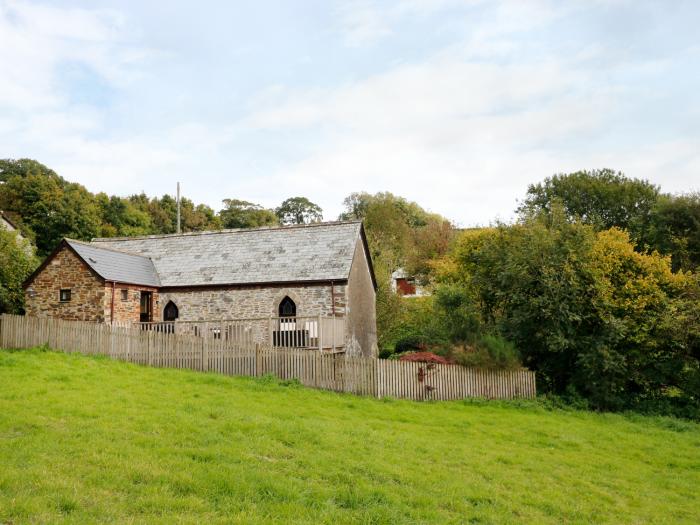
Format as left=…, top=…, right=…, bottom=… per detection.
left=0, top=348, right=698, bottom=524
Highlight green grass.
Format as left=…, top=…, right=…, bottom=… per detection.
left=0, top=348, right=699, bottom=524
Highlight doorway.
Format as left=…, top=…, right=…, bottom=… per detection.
left=139, top=291, right=153, bottom=322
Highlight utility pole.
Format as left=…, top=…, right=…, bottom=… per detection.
left=176, top=182, right=181, bottom=234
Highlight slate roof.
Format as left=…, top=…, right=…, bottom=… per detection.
left=91, top=221, right=364, bottom=287
left=66, top=239, right=161, bottom=287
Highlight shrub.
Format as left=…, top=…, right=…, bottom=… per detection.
left=394, top=334, right=426, bottom=354
left=451, top=335, right=521, bottom=370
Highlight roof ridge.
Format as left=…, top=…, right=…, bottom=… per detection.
left=65, top=238, right=155, bottom=260
left=91, top=220, right=362, bottom=242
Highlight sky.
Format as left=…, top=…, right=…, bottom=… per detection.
left=0, top=0, right=698, bottom=226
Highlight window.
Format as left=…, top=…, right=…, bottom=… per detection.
left=164, top=301, right=179, bottom=322
left=59, top=289, right=71, bottom=302
left=121, top=289, right=129, bottom=301
left=278, top=296, right=296, bottom=317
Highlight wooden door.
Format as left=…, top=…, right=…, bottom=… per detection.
left=140, top=292, right=152, bottom=322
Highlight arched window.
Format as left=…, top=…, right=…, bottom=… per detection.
left=163, top=301, right=179, bottom=322
left=278, top=296, right=296, bottom=318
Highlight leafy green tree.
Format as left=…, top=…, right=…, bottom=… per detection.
left=96, top=193, right=152, bottom=237
left=338, top=191, right=456, bottom=352
left=373, top=261, right=405, bottom=353
left=0, top=158, right=59, bottom=182
left=0, top=228, right=38, bottom=314
left=275, top=197, right=323, bottom=225
left=406, top=217, right=455, bottom=279
left=339, top=192, right=372, bottom=221
left=646, top=193, right=700, bottom=272
left=0, top=166, right=101, bottom=255
left=446, top=211, right=699, bottom=411
left=181, top=199, right=221, bottom=232
left=339, top=191, right=454, bottom=280
left=145, top=195, right=177, bottom=234
left=220, top=199, right=278, bottom=229
left=136, top=195, right=220, bottom=234
left=519, top=169, right=660, bottom=244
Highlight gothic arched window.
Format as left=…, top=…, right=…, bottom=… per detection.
left=164, top=300, right=179, bottom=322
left=278, top=296, right=296, bottom=318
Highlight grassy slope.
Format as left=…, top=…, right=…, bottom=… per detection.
left=0, top=349, right=698, bottom=524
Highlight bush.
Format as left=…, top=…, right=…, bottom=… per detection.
left=394, top=334, right=426, bottom=354
left=451, top=335, right=521, bottom=370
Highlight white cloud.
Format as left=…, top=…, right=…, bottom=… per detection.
left=1, top=0, right=698, bottom=227
left=334, top=0, right=393, bottom=47
left=243, top=51, right=620, bottom=223
left=0, top=1, right=144, bottom=110
left=239, top=0, right=699, bottom=224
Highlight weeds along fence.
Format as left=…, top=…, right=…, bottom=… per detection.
left=0, top=314, right=536, bottom=401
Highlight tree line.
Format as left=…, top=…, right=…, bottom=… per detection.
left=0, top=158, right=324, bottom=257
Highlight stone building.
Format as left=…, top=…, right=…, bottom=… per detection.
left=23, top=221, right=378, bottom=356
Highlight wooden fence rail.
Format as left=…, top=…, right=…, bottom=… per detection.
left=0, top=314, right=536, bottom=401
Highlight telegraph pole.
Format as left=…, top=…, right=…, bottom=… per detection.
left=176, top=182, right=181, bottom=234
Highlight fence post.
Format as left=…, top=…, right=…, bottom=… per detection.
left=318, top=314, right=322, bottom=352
left=202, top=337, right=208, bottom=372
left=255, top=343, right=261, bottom=377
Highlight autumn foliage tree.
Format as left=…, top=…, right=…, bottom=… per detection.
left=443, top=210, right=699, bottom=412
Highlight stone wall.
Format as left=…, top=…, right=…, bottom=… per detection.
left=345, top=238, right=378, bottom=357
left=158, top=284, right=345, bottom=345
left=158, top=283, right=342, bottom=321
left=104, top=284, right=159, bottom=324
left=24, top=246, right=105, bottom=322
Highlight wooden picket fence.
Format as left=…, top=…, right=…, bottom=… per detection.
left=0, top=314, right=536, bottom=401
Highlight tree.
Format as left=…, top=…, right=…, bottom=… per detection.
left=519, top=169, right=660, bottom=244
left=275, top=197, right=323, bottom=225
left=0, top=158, right=59, bottom=183
left=339, top=192, right=372, bottom=221
left=180, top=199, right=221, bottom=232
left=220, top=199, right=278, bottom=229
left=338, top=191, right=456, bottom=353
left=406, top=217, right=455, bottom=279
left=646, top=192, right=700, bottom=272
left=0, top=228, right=38, bottom=314
left=134, top=195, right=221, bottom=235
left=445, top=210, right=699, bottom=411
left=0, top=167, right=102, bottom=256
left=339, top=191, right=454, bottom=280
left=96, top=193, right=152, bottom=237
